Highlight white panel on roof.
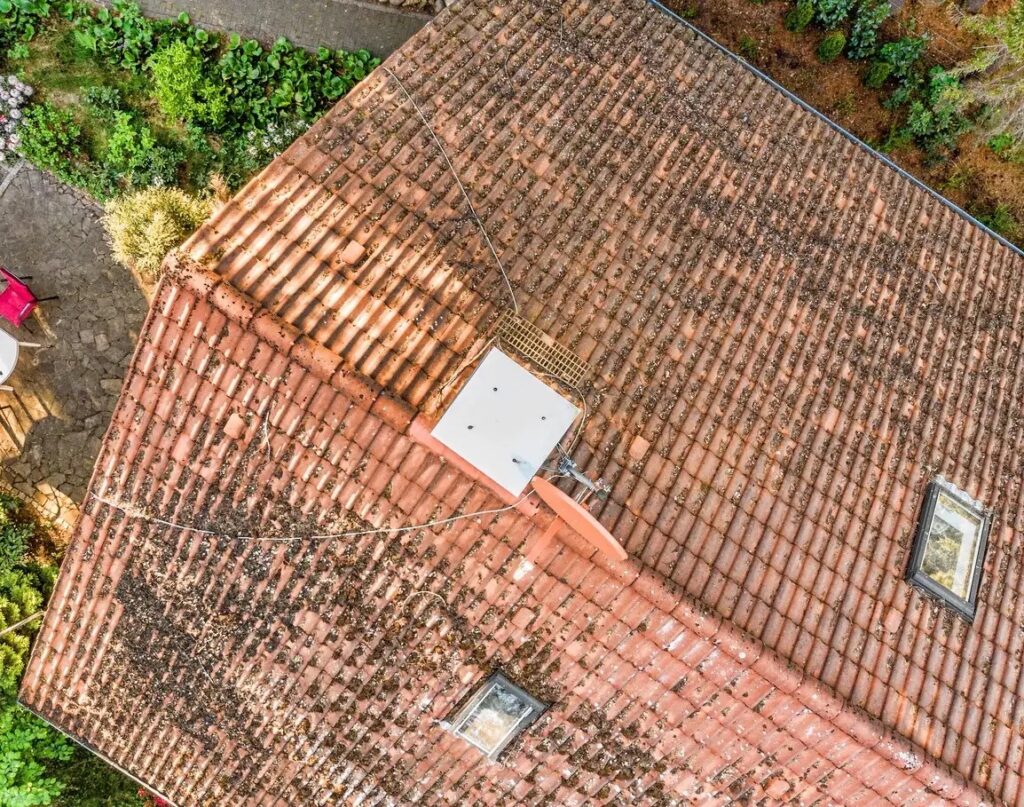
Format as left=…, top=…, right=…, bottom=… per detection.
left=432, top=348, right=579, bottom=496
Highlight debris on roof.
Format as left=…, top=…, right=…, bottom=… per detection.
left=21, top=0, right=1024, bottom=803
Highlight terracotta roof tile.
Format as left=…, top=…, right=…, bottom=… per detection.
left=19, top=0, right=1024, bottom=803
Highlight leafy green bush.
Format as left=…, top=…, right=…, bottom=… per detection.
left=81, top=85, right=123, bottom=122
left=847, top=0, right=889, bottom=60
left=16, top=102, right=81, bottom=176
left=785, top=0, right=814, bottom=33
left=0, top=495, right=33, bottom=575
left=0, top=557, right=80, bottom=807
left=72, top=0, right=160, bottom=70
left=0, top=0, right=51, bottom=52
left=105, top=111, right=154, bottom=171
left=103, top=111, right=182, bottom=188
left=864, top=60, right=892, bottom=88
left=216, top=118, right=306, bottom=187
left=214, top=35, right=375, bottom=136
left=0, top=697, right=73, bottom=806
left=987, top=132, right=1024, bottom=161
left=879, top=35, right=928, bottom=85
left=886, top=68, right=970, bottom=158
left=11, top=1, right=378, bottom=198
left=813, top=0, right=853, bottom=29
left=0, top=565, right=52, bottom=696
left=104, top=186, right=212, bottom=276
left=817, top=30, right=846, bottom=62
left=148, top=39, right=225, bottom=125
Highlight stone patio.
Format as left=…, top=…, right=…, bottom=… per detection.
left=0, top=163, right=148, bottom=530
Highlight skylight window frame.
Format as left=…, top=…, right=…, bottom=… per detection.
left=447, top=672, right=547, bottom=760
left=906, top=479, right=991, bottom=622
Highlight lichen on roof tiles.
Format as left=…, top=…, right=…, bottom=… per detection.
left=20, top=0, right=1024, bottom=804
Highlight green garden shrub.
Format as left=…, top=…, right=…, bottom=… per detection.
left=0, top=494, right=33, bottom=575
left=0, top=697, right=72, bottom=806
left=785, top=0, right=815, bottom=33
left=813, top=0, right=853, bottom=29
left=82, top=85, right=125, bottom=123
left=0, top=565, right=51, bottom=696
left=148, top=39, right=226, bottom=126
left=847, top=0, right=890, bottom=60
left=881, top=35, right=928, bottom=75
left=16, top=102, right=83, bottom=177
left=976, top=203, right=1019, bottom=237
left=864, top=60, right=893, bottom=88
left=818, top=31, right=847, bottom=62
left=103, top=112, right=182, bottom=189
left=885, top=68, right=970, bottom=157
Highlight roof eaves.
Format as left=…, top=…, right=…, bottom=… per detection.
left=16, top=699, right=181, bottom=807
left=646, top=0, right=1024, bottom=263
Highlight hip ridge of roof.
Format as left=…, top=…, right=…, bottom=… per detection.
left=165, top=252, right=417, bottom=434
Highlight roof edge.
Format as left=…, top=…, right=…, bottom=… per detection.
left=15, top=699, right=182, bottom=807
left=646, top=0, right=1024, bottom=264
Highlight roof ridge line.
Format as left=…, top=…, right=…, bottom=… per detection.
left=646, top=0, right=1024, bottom=264
left=568, top=531, right=990, bottom=803
left=167, top=253, right=416, bottom=433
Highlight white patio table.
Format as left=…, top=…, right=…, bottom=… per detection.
left=0, top=329, right=20, bottom=386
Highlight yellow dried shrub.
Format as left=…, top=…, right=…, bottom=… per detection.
left=103, top=187, right=214, bottom=278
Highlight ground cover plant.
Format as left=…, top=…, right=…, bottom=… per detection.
left=0, top=0, right=378, bottom=200
left=0, top=493, right=145, bottom=807
left=664, top=0, right=1024, bottom=246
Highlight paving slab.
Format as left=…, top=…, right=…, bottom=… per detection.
left=0, top=167, right=148, bottom=528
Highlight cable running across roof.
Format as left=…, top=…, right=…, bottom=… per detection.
left=379, top=65, right=520, bottom=315
left=92, top=489, right=540, bottom=543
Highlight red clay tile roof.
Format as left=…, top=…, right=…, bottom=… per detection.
left=20, top=0, right=1024, bottom=803
left=21, top=264, right=985, bottom=806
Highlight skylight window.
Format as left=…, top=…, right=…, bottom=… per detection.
left=448, top=672, right=546, bottom=759
left=432, top=348, right=579, bottom=495
left=906, top=479, right=990, bottom=621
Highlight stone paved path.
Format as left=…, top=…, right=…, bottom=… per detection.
left=0, top=165, right=148, bottom=529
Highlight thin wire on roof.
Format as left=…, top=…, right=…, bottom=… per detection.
left=380, top=65, right=520, bottom=315
left=92, top=489, right=540, bottom=544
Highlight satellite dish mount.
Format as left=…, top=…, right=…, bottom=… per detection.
left=531, top=455, right=626, bottom=561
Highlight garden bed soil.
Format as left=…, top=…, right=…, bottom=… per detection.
left=664, top=0, right=1024, bottom=248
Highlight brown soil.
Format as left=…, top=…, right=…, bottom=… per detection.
left=662, top=0, right=1024, bottom=248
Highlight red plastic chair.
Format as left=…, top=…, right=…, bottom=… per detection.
left=0, top=267, right=51, bottom=328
